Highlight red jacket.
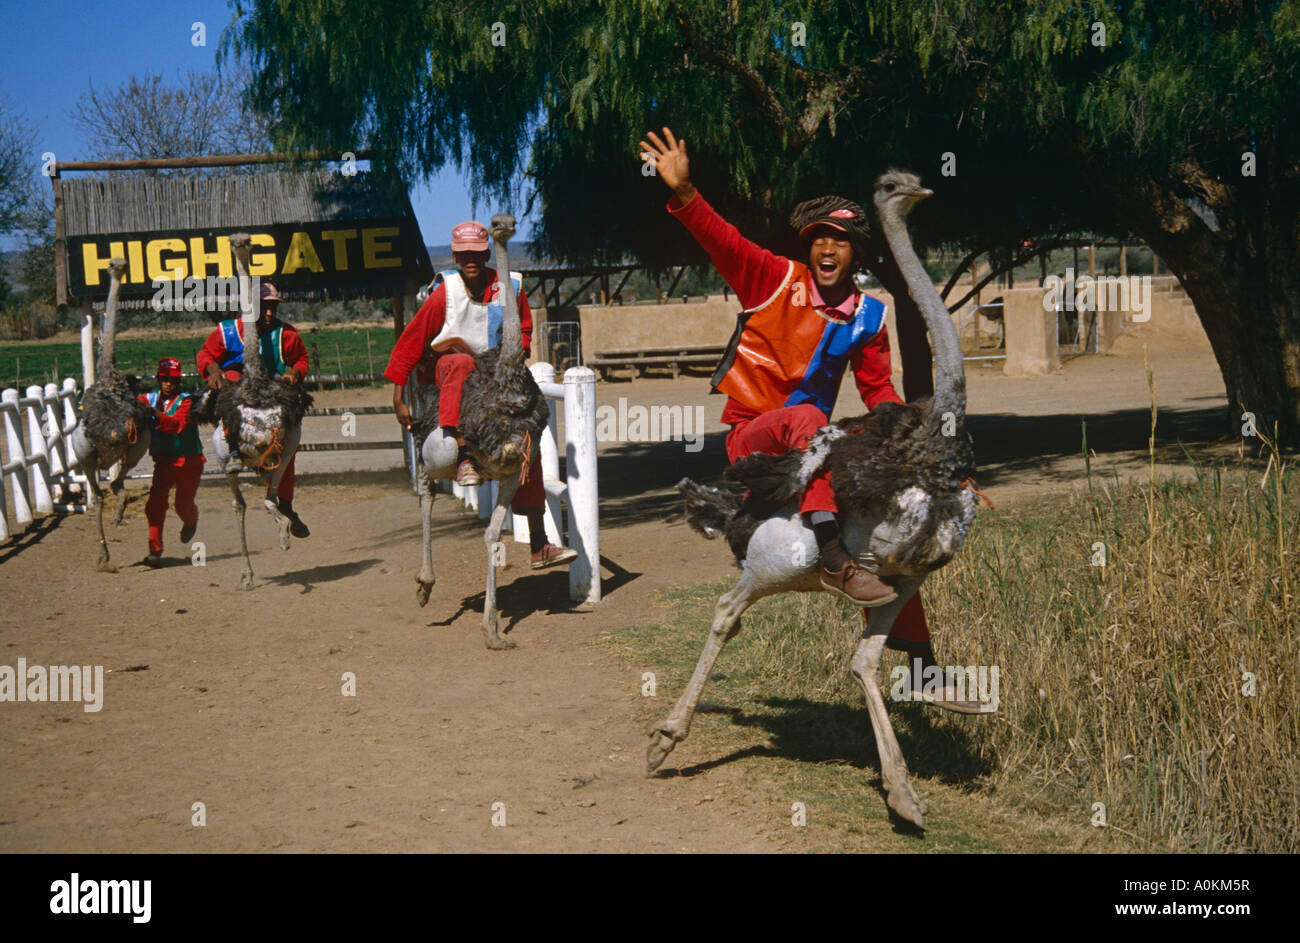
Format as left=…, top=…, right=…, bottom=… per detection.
left=136, top=391, right=203, bottom=467
left=668, top=191, right=902, bottom=425
left=196, top=318, right=310, bottom=383
left=384, top=268, right=534, bottom=388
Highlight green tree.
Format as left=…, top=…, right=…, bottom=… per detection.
left=227, top=0, right=1300, bottom=439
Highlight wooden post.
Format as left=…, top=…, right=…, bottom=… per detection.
left=392, top=292, right=406, bottom=338
left=80, top=296, right=94, bottom=388
left=52, top=170, right=67, bottom=308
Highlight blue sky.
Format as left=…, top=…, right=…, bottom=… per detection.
left=0, top=0, right=526, bottom=249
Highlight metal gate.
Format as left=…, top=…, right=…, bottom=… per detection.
left=539, top=321, right=581, bottom=372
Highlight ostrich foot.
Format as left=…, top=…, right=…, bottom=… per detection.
left=481, top=616, right=516, bottom=650
left=645, top=724, right=681, bottom=774
left=415, top=575, right=434, bottom=608
left=265, top=499, right=291, bottom=551
left=112, top=495, right=128, bottom=527
left=885, top=781, right=927, bottom=829
left=482, top=629, right=516, bottom=651
left=96, top=552, right=117, bottom=574
left=239, top=569, right=254, bottom=591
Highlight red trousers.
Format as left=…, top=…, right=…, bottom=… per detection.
left=725, top=403, right=930, bottom=647
left=147, top=454, right=204, bottom=553
left=437, top=352, right=544, bottom=512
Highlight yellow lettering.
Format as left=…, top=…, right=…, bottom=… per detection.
left=249, top=233, right=276, bottom=275
left=320, top=229, right=358, bottom=270
left=189, top=235, right=233, bottom=279
left=146, top=238, right=188, bottom=281
left=80, top=241, right=127, bottom=287
left=127, top=241, right=145, bottom=285
left=362, top=227, right=401, bottom=269
left=281, top=231, right=324, bottom=274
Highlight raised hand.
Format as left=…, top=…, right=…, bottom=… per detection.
left=639, top=127, right=695, bottom=204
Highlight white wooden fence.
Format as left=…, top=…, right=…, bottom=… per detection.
left=443, top=364, right=600, bottom=606
left=0, top=379, right=87, bottom=541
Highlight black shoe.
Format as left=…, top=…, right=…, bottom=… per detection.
left=180, top=514, right=198, bottom=544
left=143, top=551, right=164, bottom=568
left=278, top=500, right=310, bottom=538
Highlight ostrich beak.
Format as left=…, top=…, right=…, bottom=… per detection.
left=911, top=186, right=934, bottom=201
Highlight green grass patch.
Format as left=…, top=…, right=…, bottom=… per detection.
left=0, top=324, right=398, bottom=390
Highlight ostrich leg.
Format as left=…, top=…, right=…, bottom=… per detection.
left=110, top=464, right=129, bottom=527
left=228, top=472, right=254, bottom=591
left=110, top=434, right=149, bottom=526
left=647, top=568, right=760, bottom=773
left=261, top=424, right=301, bottom=551
left=415, top=482, right=437, bottom=607
left=89, top=474, right=114, bottom=572
left=481, top=476, right=521, bottom=650
left=850, top=577, right=928, bottom=828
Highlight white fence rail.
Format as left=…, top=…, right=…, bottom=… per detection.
left=1, top=379, right=87, bottom=541
left=442, top=364, right=600, bottom=606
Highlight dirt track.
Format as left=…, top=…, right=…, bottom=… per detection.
left=0, top=337, right=1236, bottom=852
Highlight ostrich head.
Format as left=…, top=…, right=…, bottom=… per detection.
left=873, top=169, right=933, bottom=219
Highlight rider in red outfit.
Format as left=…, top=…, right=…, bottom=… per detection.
left=196, top=282, right=311, bottom=538
left=139, top=358, right=203, bottom=567
left=642, top=127, right=984, bottom=712
left=387, top=221, right=576, bottom=570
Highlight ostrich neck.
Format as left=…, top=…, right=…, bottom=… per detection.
left=233, top=255, right=265, bottom=380
left=491, top=239, right=522, bottom=357
left=99, top=277, right=121, bottom=375
left=878, top=207, right=966, bottom=418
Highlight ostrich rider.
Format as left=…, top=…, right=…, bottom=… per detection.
left=138, top=357, right=203, bottom=568
left=196, top=281, right=311, bottom=539
left=641, top=127, right=983, bottom=712
left=386, top=220, right=577, bottom=570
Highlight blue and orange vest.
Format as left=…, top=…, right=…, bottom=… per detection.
left=147, top=391, right=202, bottom=459
left=711, top=260, right=887, bottom=416
left=218, top=320, right=290, bottom=375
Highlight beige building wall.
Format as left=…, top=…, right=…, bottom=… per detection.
left=530, top=275, right=1209, bottom=374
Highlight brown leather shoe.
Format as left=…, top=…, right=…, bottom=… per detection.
left=819, top=560, right=898, bottom=607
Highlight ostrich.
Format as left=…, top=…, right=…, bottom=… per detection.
left=411, top=213, right=550, bottom=650
left=650, top=170, right=983, bottom=829
left=193, top=233, right=313, bottom=590
left=68, top=258, right=152, bottom=571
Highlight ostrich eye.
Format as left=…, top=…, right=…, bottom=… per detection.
left=884, top=183, right=896, bottom=193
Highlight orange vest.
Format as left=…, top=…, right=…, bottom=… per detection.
left=711, top=260, right=887, bottom=416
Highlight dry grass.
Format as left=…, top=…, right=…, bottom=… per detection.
left=613, top=443, right=1298, bottom=852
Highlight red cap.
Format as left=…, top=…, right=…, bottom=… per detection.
left=451, top=220, right=489, bottom=252
left=156, top=357, right=182, bottom=379
left=260, top=282, right=281, bottom=303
